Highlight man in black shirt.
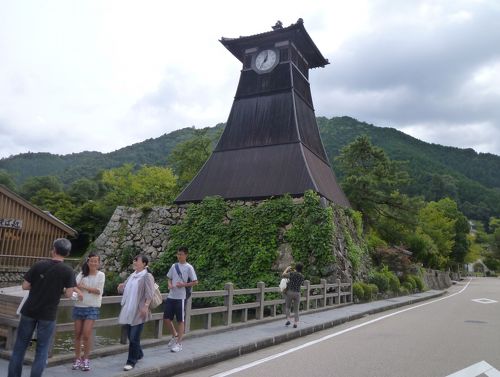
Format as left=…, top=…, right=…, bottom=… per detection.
left=8, top=238, right=77, bottom=377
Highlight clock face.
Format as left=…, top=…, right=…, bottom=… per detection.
left=254, top=49, right=278, bottom=72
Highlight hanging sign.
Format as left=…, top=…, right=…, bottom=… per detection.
left=0, top=218, right=23, bottom=230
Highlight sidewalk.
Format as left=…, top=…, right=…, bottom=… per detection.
left=0, top=290, right=444, bottom=377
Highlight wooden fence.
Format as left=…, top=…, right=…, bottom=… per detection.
left=0, top=279, right=352, bottom=358
left=0, top=185, right=77, bottom=270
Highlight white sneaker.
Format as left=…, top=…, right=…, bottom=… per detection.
left=171, top=343, right=182, bottom=353
left=123, top=364, right=134, bottom=371
left=167, top=336, right=178, bottom=348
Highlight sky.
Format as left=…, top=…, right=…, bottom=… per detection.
left=1, top=0, right=500, bottom=160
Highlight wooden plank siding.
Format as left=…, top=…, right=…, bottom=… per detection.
left=0, top=185, right=77, bottom=270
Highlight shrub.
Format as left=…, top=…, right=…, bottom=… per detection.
left=401, top=281, right=414, bottom=293
left=412, top=275, right=425, bottom=292
left=366, top=284, right=379, bottom=300
left=103, top=271, right=123, bottom=296
left=120, top=245, right=138, bottom=271
left=379, top=265, right=401, bottom=293
left=369, top=272, right=389, bottom=293
left=402, top=275, right=417, bottom=291
left=399, top=285, right=410, bottom=296
left=387, top=273, right=400, bottom=293
left=353, top=282, right=365, bottom=302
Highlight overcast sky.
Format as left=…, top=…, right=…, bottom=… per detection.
left=1, top=0, right=499, bottom=160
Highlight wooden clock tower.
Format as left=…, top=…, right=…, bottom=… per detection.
left=175, top=19, right=350, bottom=207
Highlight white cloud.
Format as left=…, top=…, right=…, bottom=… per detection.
left=0, top=0, right=499, bottom=159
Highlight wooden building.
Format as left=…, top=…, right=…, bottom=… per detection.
left=0, top=184, right=77, bottom=272
left=175, top=19, right=350, bottom=207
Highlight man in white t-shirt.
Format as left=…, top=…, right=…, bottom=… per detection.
left=163, top=246, right=198, bottom=353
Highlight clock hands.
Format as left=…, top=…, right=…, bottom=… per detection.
left=263, top=51, right=268, bottom=65
left=255, top=49, right=277, bottom=72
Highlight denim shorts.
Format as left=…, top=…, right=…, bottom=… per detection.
left=72, top=306, right=100, bottom=320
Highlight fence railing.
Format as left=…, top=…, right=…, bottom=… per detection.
left=0, top=279, right=352, bottom=358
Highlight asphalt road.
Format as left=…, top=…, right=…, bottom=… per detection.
left=178, top=277, right=500, bottom=377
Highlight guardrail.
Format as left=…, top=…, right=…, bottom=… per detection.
left=0, top=279, right=352, bottom=359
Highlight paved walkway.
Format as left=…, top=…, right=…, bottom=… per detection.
left=0, top=290, right=444, bottom=377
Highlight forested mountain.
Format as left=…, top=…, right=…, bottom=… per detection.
left=0, top=125, right=224, bottom=185
left=1, top=117, right=499, bottom=220
left=319, top=117, right=500, bottom=220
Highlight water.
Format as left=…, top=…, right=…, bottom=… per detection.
left=51, top=304, right=256, bottom=354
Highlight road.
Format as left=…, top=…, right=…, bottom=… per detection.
left=178, top=278, right=500, bottom=377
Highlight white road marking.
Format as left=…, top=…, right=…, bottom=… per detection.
left=446, top=360, right=500, bottom=377
left=211, top=280, right=472, bottom=377
left=472, top=298, right=498, bottom=304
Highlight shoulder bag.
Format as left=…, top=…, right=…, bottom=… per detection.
left=174, top=263, right=192, bottom=299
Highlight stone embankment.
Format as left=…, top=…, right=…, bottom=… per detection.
left=92, top=199, right=363, bottom=282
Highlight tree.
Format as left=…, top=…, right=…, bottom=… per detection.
left=168, top=129, right=213, bottom=189
left=416, top=199, right=458, bottom=268
left=489, top=217, right=500, bottom=256
left=19, top=176, right=63, bottom=201
left=406, top=231, right=441, bottom=268
left=101, top=164, right=177, bottom=207
left=68, top=178, right=100, bottom=204
left=30, top=188, right=77, bottom=225
left=0, top=169, right=16, bottom=190
left=335, top=135, right=417, bottom=231
left=426, top=174, right=458, bottom=202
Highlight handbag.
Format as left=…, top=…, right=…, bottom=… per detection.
left=279, top=278, right=289, bottom=293
left=150, top=282, right=163, bottom=308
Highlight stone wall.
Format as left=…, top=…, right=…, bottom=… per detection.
left=92, top=199, right=365, bottom=282
left=93, top=205, right=187, bottom=275
left=423, top=270, right=452, bottom=290
left=0, top=270, right=26, bottom=288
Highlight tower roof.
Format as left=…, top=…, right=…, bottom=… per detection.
left=175, top=20, right=349, bottom=207
left=220, top=18, right=329, bottom=68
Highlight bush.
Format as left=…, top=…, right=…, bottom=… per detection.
left=399, top=285, right=410, bottom=295
left=402, top=275, right=417, bottom=291
left=366, top=284, right=379, bottom=300
left=103, top=271, right=123, bottom=296
left=369, top=272, right=389, bottom=293
left=381, top=267, right=400, bottom=293
left=412, top=275, right=425, bottom=292
left=401, top=281, right=414, bottom=293
left=353, top=282, right=365, bottom=301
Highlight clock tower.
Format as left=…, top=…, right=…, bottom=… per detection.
left=175, top=19, right=350, bottom=207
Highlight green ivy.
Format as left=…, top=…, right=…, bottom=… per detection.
left=286, top=191, right=335, bottom=280
left=342, top=229, right=357, bottom=271
left=153, top=191, right=345, bottom=291
left=120, top=245, right=138, bottom=271
left=346, top=208, right=363, bottom=237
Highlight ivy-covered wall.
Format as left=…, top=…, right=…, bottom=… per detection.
left=94, top=191, right=369, bottom=290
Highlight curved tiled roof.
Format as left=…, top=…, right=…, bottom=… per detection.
left=220, top=18, right=329, bottom=68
